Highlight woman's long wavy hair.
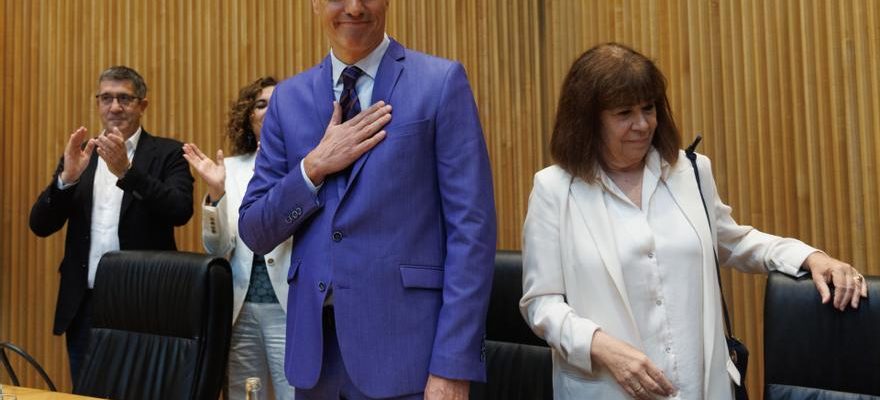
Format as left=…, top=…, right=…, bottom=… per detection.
left=227, top=76, right=277, bottom=156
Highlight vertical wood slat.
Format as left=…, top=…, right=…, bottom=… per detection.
left=2, top=1, right=879, bottom=397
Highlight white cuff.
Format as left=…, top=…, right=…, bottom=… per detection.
left=300, top=159, right=322, bottom=194
left=56, top=175, right=77, bottom=190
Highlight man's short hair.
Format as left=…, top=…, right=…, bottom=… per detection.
left=97, top=66, right=147, bottom=98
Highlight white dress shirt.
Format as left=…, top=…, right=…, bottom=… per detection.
left=86, top=128, right=141, bottom=288
left=600, top=149, right=703, bottom=399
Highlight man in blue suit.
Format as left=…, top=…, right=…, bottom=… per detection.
left=239, top=1, right=496, bottom=399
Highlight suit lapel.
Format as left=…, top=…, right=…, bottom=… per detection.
left=369, top=39, right=405, bottom=106
left=309, top=55, right=352, bottom=200
left=663, top=154, right=720, bottom=393
left=120, top=130, right=155, bottom=217
left=314, top=55, right=336, bottom=135
left=664, top=157, right=715, bottom=259
left=568, top=178, right=638, bottom=325
left=342, top=39, right=405, bottom=196
left=80, top=153, right=100, bottom=223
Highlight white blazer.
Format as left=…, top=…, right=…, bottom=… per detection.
left=202, top=152, right=292, bottom=322
left=521, top=150, right=814, bottom=400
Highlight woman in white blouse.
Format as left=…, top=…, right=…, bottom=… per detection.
left=183, top=77, right=294, bottom=399
left=520, top=43, right=867, bottom=400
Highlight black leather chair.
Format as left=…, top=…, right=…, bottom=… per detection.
left=74, top=251, right=233, bottom=400
left=470, top=250, right=553, bottom=400
left=0, top=341, right=57, bottom=391
left=764, top=272, right=880, bottom=399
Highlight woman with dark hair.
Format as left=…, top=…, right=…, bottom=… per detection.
left=520, top=43, right=867, bottom=399
left=183, top=76, right=294, bottom=399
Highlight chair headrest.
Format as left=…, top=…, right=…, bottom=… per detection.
left=487, top=250, right=548, bottom=347
left=764, top=272, right=880, bottom=395
left=92, top=251, right=229, bottom=339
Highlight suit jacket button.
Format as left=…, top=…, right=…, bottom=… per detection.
left=331, top=231, right=343, bottom=242
left=267, top=258, right=275, bottom=265
left=318, top=281, right=326, bottom=292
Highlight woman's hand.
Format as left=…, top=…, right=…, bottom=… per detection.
left=182, top=143, right=226, bottom=202
left=591, top=330, right=677, bottom=399
left=802, top=251, right=868, bottom=310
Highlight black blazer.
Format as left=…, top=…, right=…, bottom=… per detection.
left=29, top=130, right=194, bottom=334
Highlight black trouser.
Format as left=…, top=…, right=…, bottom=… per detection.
left=65, top=290, right=93, bottom=385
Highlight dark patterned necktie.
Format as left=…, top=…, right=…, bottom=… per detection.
left=338, top=66, right=364, bottom=182
left=339, top=65, right=364, bottom=122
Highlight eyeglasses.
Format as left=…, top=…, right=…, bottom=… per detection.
left=95, top=93, right=141, bottom=107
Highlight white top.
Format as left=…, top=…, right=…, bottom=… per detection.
left=202, top=152, right=292, bottom=321
left=520, top=150, right=817, bottom=399
left=87, top=128, right=142, bottom=288
left=600, top=149, right=702, bottom=399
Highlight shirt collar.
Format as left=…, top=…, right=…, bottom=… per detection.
left=645, top=147, right=671, bottom=181
left=99, top=126, right=142, bottom=155
left=330, top=34, right=391, bottom=85
left=598, top=147, right=669, bottom=192
left=125, top=127, right=143, bottom=155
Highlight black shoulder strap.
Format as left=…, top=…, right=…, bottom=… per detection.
left=685, top=135, right=735, bottom=337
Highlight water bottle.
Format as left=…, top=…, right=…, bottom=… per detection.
left=245, top=377, right=262, bottom=400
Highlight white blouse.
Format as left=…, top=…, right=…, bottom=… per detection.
left=599, top=149, right=703, bottom=399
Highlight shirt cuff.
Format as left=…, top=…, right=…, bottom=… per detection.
left=56, top=175, right=77, bottom=190
left=300, top=159, right=322, bottom=194
left=768, top=243, right=819, bottom=277
left=204, top=193, right=224, bottom=207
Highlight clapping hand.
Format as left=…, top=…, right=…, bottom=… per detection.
left=60, top=126, right=97, bottom=184
left=95, top=127, right=132, bottom=178
left=182, top=143, right=226, bottom=202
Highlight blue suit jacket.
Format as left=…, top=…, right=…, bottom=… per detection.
left=239, top=39, right=497, bottom=398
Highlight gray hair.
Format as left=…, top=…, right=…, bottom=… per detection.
left=97, top=65, right=147, bottom=98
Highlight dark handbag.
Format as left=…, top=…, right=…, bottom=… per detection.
left=685, top=136, right=749, bottom=400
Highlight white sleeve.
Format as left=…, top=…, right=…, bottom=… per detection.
left=520, top=172, right=601, bottom=373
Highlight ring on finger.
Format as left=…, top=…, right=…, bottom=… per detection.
left=854, top=274, right=864, bottom=282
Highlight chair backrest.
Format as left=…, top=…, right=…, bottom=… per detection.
left=470, top=250, right=553, bottom=400
left=764, top=272, right=880, bottom=399
left=74, top=251, right=232, bottom=400
left=0, top=341, right=57, bottom=391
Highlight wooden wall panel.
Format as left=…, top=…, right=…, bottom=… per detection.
left=2, top=1, right=879, bottom=398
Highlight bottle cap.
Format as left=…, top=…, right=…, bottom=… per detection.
left=245, top=377, right=262, bottom=391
